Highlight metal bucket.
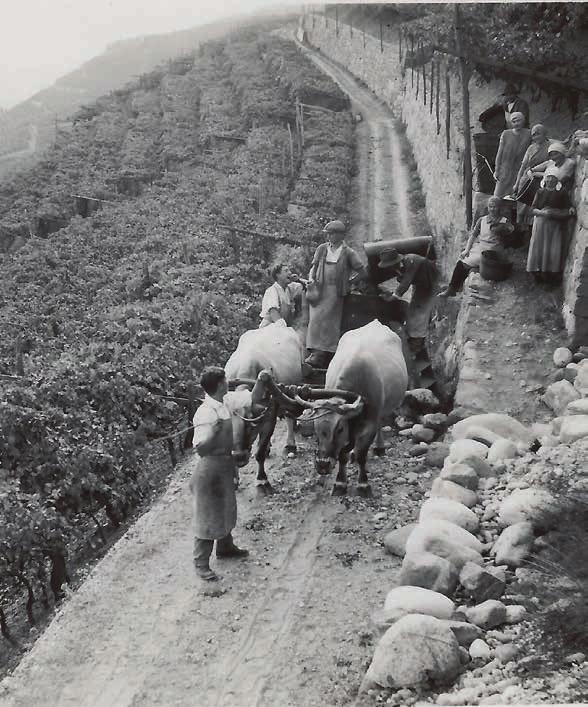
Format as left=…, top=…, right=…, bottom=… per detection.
left=480, top=250, right=513, bottom=282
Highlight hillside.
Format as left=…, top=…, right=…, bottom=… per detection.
left=0, top=24, right=353, bottom=668
left=0, top=10, right=295, bottom=178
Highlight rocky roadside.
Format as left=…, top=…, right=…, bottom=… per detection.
left=357, top=347, right=588, bottom=706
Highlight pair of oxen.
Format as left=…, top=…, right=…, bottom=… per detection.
left=223, top=319, right=408, bottom=496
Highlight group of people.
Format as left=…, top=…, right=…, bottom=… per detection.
left=440, top=82, right=576, bottom=296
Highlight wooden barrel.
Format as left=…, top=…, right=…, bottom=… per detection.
left=364, top=236, right=435, bottom=286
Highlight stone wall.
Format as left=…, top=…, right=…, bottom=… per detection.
left=563, top=156, right=588, bottom=346
left=303, top=14, right=588, bottom=344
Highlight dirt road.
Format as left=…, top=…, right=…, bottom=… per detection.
left=0, top=45, right=423, bottom=707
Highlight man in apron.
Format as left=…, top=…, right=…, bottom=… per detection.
left=191, top=366, right=248, bottom=585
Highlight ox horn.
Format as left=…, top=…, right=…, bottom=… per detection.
left=335, top=395, right=364, bottom=416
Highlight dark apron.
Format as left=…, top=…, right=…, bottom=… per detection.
left=190, top=416, right=237, bottom=540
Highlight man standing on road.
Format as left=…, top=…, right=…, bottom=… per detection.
left=191, top=367, right=248, bottom=588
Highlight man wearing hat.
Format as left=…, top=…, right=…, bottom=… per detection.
left=305, top=220, right=366, bottom=369
left=377, top=249, right=439, bottom=352
left=479, top=83, right=530, bottom=134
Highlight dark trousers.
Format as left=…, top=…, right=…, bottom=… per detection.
left=449, top=260, right=472, bottom=293
left=194, top=534, right=235, bottom=569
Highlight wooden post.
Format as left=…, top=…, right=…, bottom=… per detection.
left=350, top=15, right=353, bottom=38
left=422, top=46, right=427, bottom=105
left=445, top=65, right=451, bottom=159
left=379, top=20, right=383, bottom=53
left=287, top=123, right=294, bottom=176
left=363, top=20, right=366, bottom=49
left=336, top=6, right=339, bottom=36
left=411, top=36, right=415, bottom=88
left=436, top=59, right=441, bottom=134
left=455, top=4, right=473, bottom=228
left=299, top=102, right=305, bottom=149
left=430, top=60, right=435, bottom=114
left=416, top=59, right=420, bottom=100
left=398, top=27, right=402, bottom=63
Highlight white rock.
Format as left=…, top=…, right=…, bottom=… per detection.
left=559, top=415, right=588, bottom=443
left=505, top=604, right=527, bottom=624
left=498, top=488, right=560, bottom=531
left=469, top=638, right=492, bottom=661
left=449, top=438, right=489, bottom=462
left=439, top=462, right=479, bottom=491
left=384, top=585, right=455, bottom=620
left=431, top=478, right=478, bottom=508
left=419, top=497, right=480, bottom=533
left=451, top=413, right=533, bottom=446
left=465, top=600, right=507, bottom=629
left=491, top=522, right=534, bottom=567
left=418, top=518, right=484, bottom=553
left=553, top=347, right=573, bottom=367
left=440, top=620, right=484, bottom=647
left=384, top=523, right=417, bottom=557
left=404, top=388, right=441, bottom=413
left=410, top=424, right=436, bottom=443
left=574, top=359, right=588, bottom=395
left=565, top=398, right=588, bottom=416
left=399, top=552, right=459, bottom=597
left=487, top=438, right=518, bottom=463
left=422, top=412, right=448, bottom=431
left=406, top=519, right=484, bottom=571
left=564, top=362, right=579, bottom=383
left=364, top=614, right=461, bottom=689
left=541, top=380, right=581, bottom=415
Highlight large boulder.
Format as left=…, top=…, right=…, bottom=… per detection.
left=363, top=614, right=462, bottom=689
left=410, top=424, right=436, bottom=443
left=384, top=523, right=417, bottom=557
left=425, top=442, right=450, bottom=468
left=541, top=380, right=581, bottom=415
left=431, top=478, right=478, bottom=508
left=450, top=455, right=495, bottom=479
left=491, top=522, right=534, bottom=567
left=405, top=519, right=484, bottom=571
left=498, top=489, right=560, bottom=531
left=439, top=463, right=479, bottom=491
left=559, top=415, right=588, bottom=443
left=487, top=438, right=518, bottom=463
left=419, top=497, right=479, bottom=533
left=565, top=398, right=588, bottom=416
left=422, top=413, right=448, bottom=431
left=451, top=414, right=533, bottom=446
left=449, top=439, right=489, bottom=463
left=459, top=562, right=506, bottom=602
left=453, top=424, right=502, bottom=447
left=383, top=586, right=455, bottom=621
left=465, top=600, right=507, bottom=629
left=399, top=552, right=459, bottom=597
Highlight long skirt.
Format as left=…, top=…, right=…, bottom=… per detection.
left=306, top=265, right=343, bottom=353
left=526, top=217, right=565, bottom=274
left=190, top=455, right=237, bottom=540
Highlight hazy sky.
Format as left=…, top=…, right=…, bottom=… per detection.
left=0, top=0, right=302, bottom=109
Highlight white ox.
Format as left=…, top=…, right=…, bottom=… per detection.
left=225, top=322, right=304, bottom=493
left=298, top=320, right=408, bottom=495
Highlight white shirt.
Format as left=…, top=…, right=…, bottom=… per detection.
left=259, top=282, right=292, bottom=326
left=192, top=394, right=230, bottom=447
left=326, top=243, right=344, bottom=263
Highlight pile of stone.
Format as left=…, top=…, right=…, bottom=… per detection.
left=542, top=346, right=588, bottom=443
left=362, top=404, right=587, bottom=701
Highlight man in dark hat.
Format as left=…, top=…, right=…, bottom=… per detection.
left=479, top=82, right=530, bottom=134
left=377, top=249, right=438, bottom=353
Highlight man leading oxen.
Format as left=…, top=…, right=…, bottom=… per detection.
left=294, top=320, right=408, bottom=496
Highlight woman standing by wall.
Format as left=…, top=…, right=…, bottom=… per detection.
left=305, top=220, right=366, bottom=369
left=493, top=111, right=531, bottom=198
left=513, top=124, right=550, bottom=238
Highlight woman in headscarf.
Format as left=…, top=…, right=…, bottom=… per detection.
left=527, top=141, right=576, bottom=193
left=305, top=220, right=366, bottom=369
left=526, top=165, right=575, bottom=285
left=513, top=124, right=550, bottom=236
left=493, top=111, right=531, bottom=198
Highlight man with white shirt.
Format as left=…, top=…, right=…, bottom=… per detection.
left=191, top=367, right=248, bottom=585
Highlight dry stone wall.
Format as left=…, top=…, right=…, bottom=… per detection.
left=304, top=13, right=588, bottom=344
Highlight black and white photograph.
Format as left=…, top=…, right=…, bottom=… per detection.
left=0, top=1, right=587, bottom=705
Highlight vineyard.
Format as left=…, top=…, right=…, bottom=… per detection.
left=0, top=25, right=353, bottom=662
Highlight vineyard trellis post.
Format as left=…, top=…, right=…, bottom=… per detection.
left=454, top=3, right=473, bottom=228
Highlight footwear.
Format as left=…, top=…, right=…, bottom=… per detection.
left=216, top=546, right=249, bottom=559
left=438, top=287, right=457, bottom=298
left=196, top=567, right=220, bottom=581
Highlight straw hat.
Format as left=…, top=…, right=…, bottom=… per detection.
left=547, top=141, right=567, bottom=155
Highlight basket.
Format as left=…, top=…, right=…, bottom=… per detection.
left=480, top=250, right=513, bottom=282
